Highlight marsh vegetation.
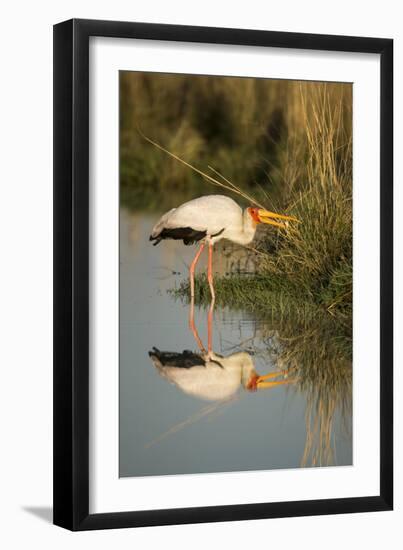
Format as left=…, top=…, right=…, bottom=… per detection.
left=120, top=73, right=353, bottom=471
left=121, top=73, right=352, bottom=323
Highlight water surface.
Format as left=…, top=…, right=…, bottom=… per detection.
left=120, top=209, right=352, bottom=477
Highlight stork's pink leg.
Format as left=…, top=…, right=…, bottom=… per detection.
left=189, top=297, right=206, bottom=353
left=207, top=299, right=215, bottom=355
left=207, top=243, right=215, bottom=300
left=189, top=242, right=205, bottom=298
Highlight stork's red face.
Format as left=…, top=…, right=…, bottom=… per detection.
left=248, top=207, right=261, bottom=224
left=246, top=371, right=298, bottom=392
left=248, top=207, right=299, bottom=228
left=246, top=374, right=259, bottom=392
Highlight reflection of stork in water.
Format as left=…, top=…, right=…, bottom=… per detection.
left=149, top=300, right=297, bottom=402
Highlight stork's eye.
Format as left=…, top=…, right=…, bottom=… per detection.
left=248, top=207, right=260, bottom=223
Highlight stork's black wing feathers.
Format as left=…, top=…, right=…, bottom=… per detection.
left=149, top=348, right=224, bottom=369
left=149, top=348, right=205, bottom=368
left=149, top=227, right=225, bottom=246
left=149, top=227, right=207, bottom=246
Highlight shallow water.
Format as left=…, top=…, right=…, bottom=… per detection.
left=119, top=209, right=352, bottom=477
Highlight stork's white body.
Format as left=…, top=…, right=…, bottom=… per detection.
left=149, top=193, right=295, bottom=298
left=150, top=351, right=256, bottom=402
left=150, top=194, right=257, bottom=246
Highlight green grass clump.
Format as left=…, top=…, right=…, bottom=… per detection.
left=172, top=273, right=320, bottom=319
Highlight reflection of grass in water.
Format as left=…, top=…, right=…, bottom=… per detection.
left=259, top=315, right=352, bottom=467
left=172, top=286, right=352, bottom=467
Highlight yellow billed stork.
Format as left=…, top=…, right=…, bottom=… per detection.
left=149, top=194, right=297, bottom=298
left=149, top=348, right=297, bottom=402
left=149, top=299, right=298, bottom=402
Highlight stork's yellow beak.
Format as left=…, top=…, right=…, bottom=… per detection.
left=255, top=372, right=299, bottom=390
left=246, top=371, right=299, bottom=392
left=258, top=209, right=299, bottom=229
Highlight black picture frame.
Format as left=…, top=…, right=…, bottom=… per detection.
left=53, top=18, right=393, bottom=531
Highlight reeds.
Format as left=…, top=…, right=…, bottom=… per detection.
left=255, top=82, right=353, bottom=319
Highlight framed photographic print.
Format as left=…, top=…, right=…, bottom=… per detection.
left=53, top=19, right=393, bottom=530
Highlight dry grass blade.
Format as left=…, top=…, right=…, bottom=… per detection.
left=207, top=165, right=267, bottom=209
left=144, top=398, right=236, bottom=449
left=138, top=127, right=269, bottom=209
